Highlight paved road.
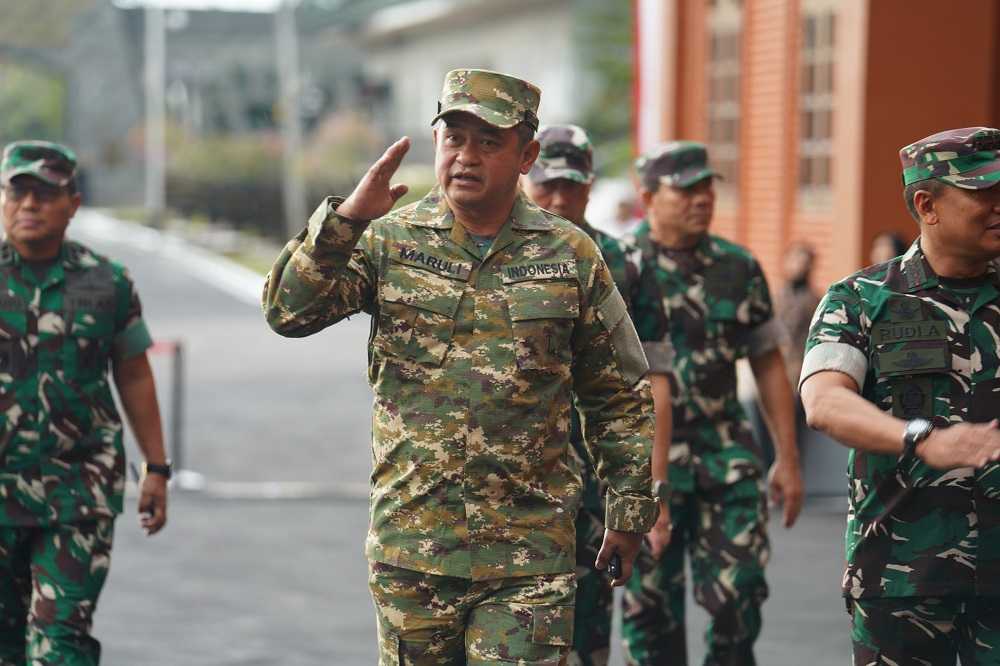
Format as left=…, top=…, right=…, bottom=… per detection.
left=68, top=211, right=853, bottom=665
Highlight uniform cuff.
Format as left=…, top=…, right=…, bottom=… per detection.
left=605, top=489, right=659, bottom=533
left=799, top=342, right=868, bottom=392
left=306, top=196, right=371, bottom=254
left=641, top=341, right=673, bottom=374
left=747, top=317, right=787, bottom=358
left=113, top=319, right=153, bottom=359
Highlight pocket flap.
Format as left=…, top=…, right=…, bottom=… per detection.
left=531, top=605, right=574, bottom=647
left=382, top=260, right=466, bottom=318
left=508, top=282, right=579, bottom=322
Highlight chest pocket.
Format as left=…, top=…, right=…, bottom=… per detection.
left=373, top=259, right=467, bottom=366
left=63, top=274, right=117, bottom=379
left=504, top=273, right=579, bottom=373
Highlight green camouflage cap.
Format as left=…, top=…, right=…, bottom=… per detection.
left=635, top=141, right=719, bottom=190
left=1, top=140, right=77, bottom=187
left=527, top=124, right=595, bottom=185
left=900, top=127, right=1000, bottom=189
left=431, top=68, right=540, bottom=131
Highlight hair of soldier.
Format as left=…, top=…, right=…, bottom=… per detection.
left=903, top=178, right=946, bottom=223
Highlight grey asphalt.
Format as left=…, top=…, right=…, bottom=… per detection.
left=69, top=212, right=853, bottom=665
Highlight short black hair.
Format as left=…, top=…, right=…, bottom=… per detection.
left=515, top=122, right=535, bottom=148
left=902, top=178, right=945, bottom=223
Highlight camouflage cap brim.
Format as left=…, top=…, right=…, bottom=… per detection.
left=662, top=167, right=720, bottom=189
left=0, top=164, right=69, bottom=187
left=527, top=163, right=594, bottom=185
left=939, top=160, right=1000, bottom=190
left=431, top=105, right=523, bottom=130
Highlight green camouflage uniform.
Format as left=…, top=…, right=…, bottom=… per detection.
left=622, top=142, right=780, bottom=666
left=0, top=141, right=154, bottom=666
left=526, top=123, right=641, bottom=666
left=263, top=70, right=657, bottom=665
left=801, top=127, right=1000, bottom=665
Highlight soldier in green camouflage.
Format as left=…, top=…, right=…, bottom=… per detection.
left=263, top=69, right=658, bottom=665
left=800, top=126, right=1000, bottom=664
left=0, top=141, right=170, bottom=665
left=621, top=141, right=804, bottom=666
left=521, top=124, right=672, bottom=666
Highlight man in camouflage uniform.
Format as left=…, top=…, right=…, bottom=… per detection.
left=263, top=69, right=658, bottom=665
left=800, top=126, right=1000, bottom=664
left=521, top=124, right=672, bottom=666
left=621, top=141, right=804, bottom=666
left=0, top=141, right=170, bottom=665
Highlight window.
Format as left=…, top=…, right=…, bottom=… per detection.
left=799, top=0, right=837, bottom=201
left=706, top=0, right=743, bottom=194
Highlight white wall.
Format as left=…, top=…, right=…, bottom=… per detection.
left=363, top=1, right=581, bottom=161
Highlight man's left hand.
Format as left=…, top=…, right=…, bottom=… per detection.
left=767, top=457, right=803, bottom=528
left=595, top=529, right=643, bottom=587
left=138, top=473, right=168, bottom=536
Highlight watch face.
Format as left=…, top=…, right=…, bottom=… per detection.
left=906, top=418, right=933, bottom=442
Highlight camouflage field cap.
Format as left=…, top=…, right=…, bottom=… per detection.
left=900, top=127, right=1000, bottom=189
left=431, top=68, right=540, bottom=131
left=635, top=141, right=719, bottom=190
left=1, top=140, right=78, bottom=187
left=527, top=124, right=595, bottom=185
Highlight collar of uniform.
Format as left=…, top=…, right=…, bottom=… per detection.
left=407, top=187, right=555, bottom=232
left=0, top=241, right=84, bottom=270
left=510, top=192, right=555, bottom=231
left=896, top=239, right=939, bottom=293
left=407, top=186, right=454, bottom=229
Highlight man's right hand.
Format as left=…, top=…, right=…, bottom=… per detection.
left=336, top=137, right=411, bottom=221
left=646, top=502, right=672, bottom=560
left=917, top=419, right=1000, bottom=469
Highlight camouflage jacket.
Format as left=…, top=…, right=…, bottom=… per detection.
left=802, top=240, right=1000, bottom=599
left=570, top=220, right=641, bottom=513
left=628, top=223, right=782, bottom=493
left=264, top=188, right=657, bottom=581
left=0, top=241, right=153, bottom=526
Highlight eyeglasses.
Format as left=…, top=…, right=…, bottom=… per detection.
left=1, top=182, right=68, bottom=203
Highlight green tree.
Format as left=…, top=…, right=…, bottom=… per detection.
left=0, top=63, right=65, bottom=145
left=576, top=0, right=634, bottom=176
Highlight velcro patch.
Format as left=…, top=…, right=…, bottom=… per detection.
left=873, top=320, right=948, bottom=345
left=393, top=245, right=471, bottom=280
left=501, top=260, right=577, bottom=284
left=876, top=345, right=949, bottom=376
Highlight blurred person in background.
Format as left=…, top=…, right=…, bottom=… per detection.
left=801, top=126, right=1000, bottom=664
left=777, top=242, right=821, bottom=404
left=0, top=141, right=169, bottom=665
left=868, top=230, right=909, bottom=266
left=522, top=123, right=671, bottom=666
left=621, top=141, right=804, bottom=666
left=264, top=69, right=658, bottom=665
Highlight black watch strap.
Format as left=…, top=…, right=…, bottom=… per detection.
left=143, top=461, right=173, bottom=480
left=899, top=419, right=933, bottom=469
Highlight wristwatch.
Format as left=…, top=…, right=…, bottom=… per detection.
left=142, top=460, right=173, bottom=480
left=899, top=418, right=934, bottom=468
left=652, top=479, right=672, bottom=504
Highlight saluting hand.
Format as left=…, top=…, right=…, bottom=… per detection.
left=336, top=137, right=411, bottom=221
left=918, top=419, right=1000, bottom=470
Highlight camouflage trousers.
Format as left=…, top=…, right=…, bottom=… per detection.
left=0, top=520, right=114, bottom=666
left=568, top=506, right=612, bottom=666
left=369, top=561, right=575, bottom=665
left=850, top=597, right=1000, bottom=665
left=621, top=479, right=770, bottom=666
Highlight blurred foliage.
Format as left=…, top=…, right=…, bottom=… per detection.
left=576, top=0, right=634, bottom=176
left=162, top=110, right=390, bottom=240
left=0, top=63, right=65, bottom=145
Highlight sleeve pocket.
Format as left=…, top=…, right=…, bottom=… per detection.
left=597, top=289, right=649, bottom=386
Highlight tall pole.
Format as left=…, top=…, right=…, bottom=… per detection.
left=275, top=0, right=306, bottom=238
left=144, top=5, right=166, bottom=224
